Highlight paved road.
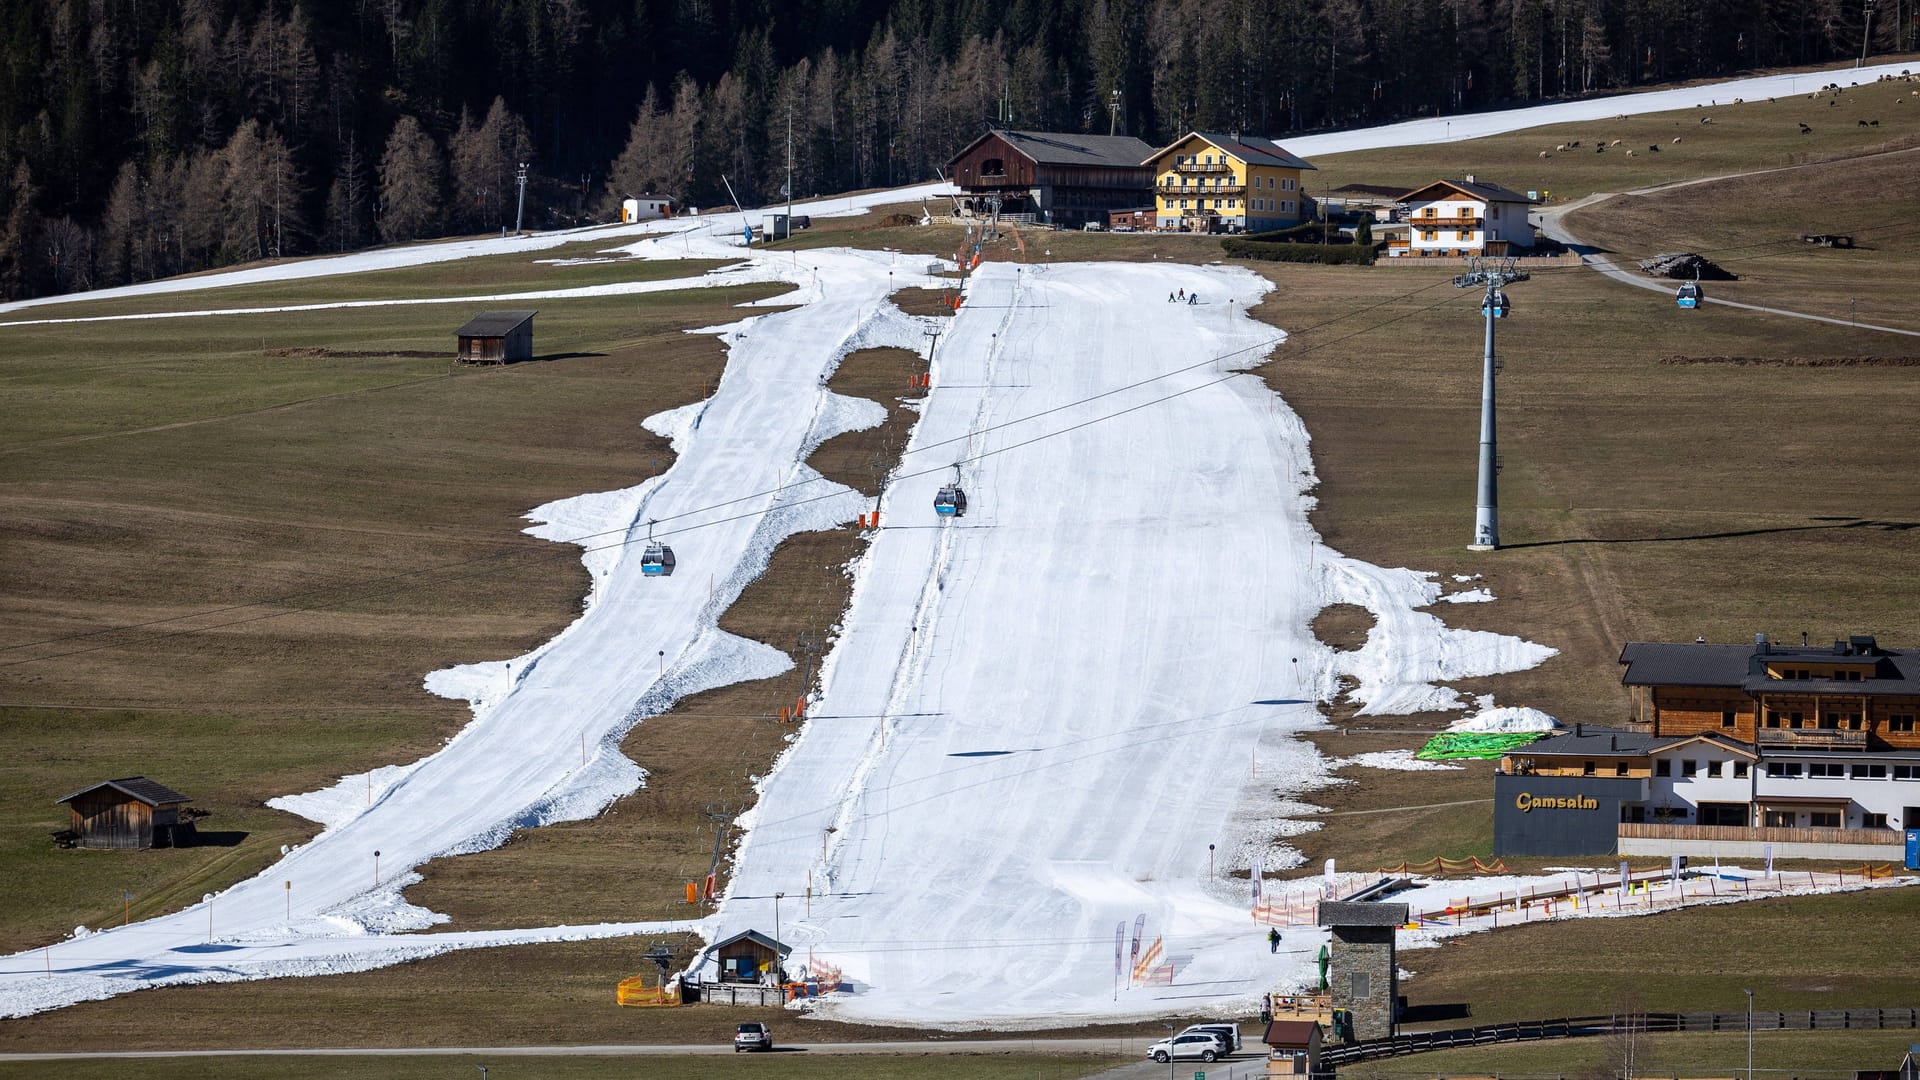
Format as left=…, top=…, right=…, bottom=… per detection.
left=0, top=1038, right=1152, bottom=1063
left=1534, top=147, right=1920, bottom=340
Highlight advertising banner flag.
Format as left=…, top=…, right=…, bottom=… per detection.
left=1128, top=913, right=1146, bottom=987
left=1250, top=854, right=1264, bottom=904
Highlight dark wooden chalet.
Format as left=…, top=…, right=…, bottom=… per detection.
left=946, top=130, right=1153, bottom=227
left=455, top=310, right=536, bottom=365
left=56, top=777, right=193, bottom=850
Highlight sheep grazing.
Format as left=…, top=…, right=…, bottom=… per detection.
left=1539, top=150, right=1551, bottom=159
left=1700, top=116, right=1714, bottom=124
left=1555, top=143, right=1568, bottom=152
left=1610, top=138, right=1622, bottom=146
left=1859, top=118, right=1871, bottom=126
left=1569, top=139, right=1581, bottom=147
left=1627, top=149, right=1637, bottom=157
left=1673, top=136, right=1684, bottom=144
left=1648, top=144, right=1661, bottom=152
left=1798, top=122, right=1812, bottom=133
left=1871, top=119, right=1880, bottom=126
left=1595, top=144, right=1606, bottom=153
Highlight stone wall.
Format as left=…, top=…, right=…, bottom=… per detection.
left=1328, top=924, right=1396, bottom=1040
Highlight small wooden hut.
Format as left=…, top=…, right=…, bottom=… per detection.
left=705, top=929, right=790, bottom=984
left=56, top=777, right=193, bottom=850
left=1261, top=1019, right=1324, bottom=1075
left=454, top=310, right=537, bottom=365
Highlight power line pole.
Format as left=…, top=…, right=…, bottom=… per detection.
left=1452, top=257, right=1527, bottom=551
left=1859, top=0, right=1877, bottom=66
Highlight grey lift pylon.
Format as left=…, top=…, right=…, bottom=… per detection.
left=1452, top=257, right=1528, bottom=551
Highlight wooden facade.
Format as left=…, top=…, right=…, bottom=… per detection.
left=945, top=130, right=1154, bottom=227
left=704, top=929, right=790, bottom=984
left=57, top=777, right=192, bottom=850
left=455, top=310, right=536, bottom=365
left=1624, top=643, right=1920, bottom=752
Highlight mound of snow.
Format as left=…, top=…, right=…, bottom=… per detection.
left=1448, top=706, right=1559, bottom=734
left=1341, top=750, right=1464, bottom=772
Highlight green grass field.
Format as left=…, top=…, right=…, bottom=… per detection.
left=1342, top=1029, right=1916, bottom=1078
left=0, top=1054, right=1116, bottom=1080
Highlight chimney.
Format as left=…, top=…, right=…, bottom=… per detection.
left=1575, top=722, right=1584, bottom=737
left=1610, top=735, right=1618, bottom=751
left=1755, top=633, right=1769, bottom=655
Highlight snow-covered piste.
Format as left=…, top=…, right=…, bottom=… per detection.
left=1282, top=59, right=1920, bottom=156
left=11, top=58, right=1905, bottom=1023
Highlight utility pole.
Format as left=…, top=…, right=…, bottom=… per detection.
left=1452, top=257, right=1528, bottom=551
left=1107, top=88, right=1123, bottom=136
left=513, top=162, right=529, bottom=235
left=1859, top=0, right=1877, bottom=66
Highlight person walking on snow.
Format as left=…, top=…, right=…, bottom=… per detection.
left=1178, top=287, right=1185, bottom=300
left=1188, top=292, right=1198, bottom=305
left=1267, top=927, right=1281, bottom=953
left=1168, top=291, right=1176, bottom=302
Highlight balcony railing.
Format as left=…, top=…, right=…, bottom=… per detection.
left=1412, top=216, right=1483, bottom=228
left=1157, top=181, right=1245, bottom=194
left=1754, top=727, right=1869, bottom=748
left=1171, top=161, right=1234, bottom=173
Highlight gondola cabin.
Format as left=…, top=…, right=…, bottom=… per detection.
left=455, top=310, right=537, bottom=365
left=56, top=777, right=193, bottom=850
left=1676, top=282, right=1702, bottom=309
left=1482, top=289, right=1511, bottom=318
left=641, top=542, right=676, bottom=576
left=934, top=484, right=967, bottom=518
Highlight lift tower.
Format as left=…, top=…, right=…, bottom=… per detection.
left=1452, top=257, right=1528, bottom=551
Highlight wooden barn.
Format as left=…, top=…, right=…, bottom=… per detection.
left=455, top=310, right=537, bottom=365
left=56, top=777, right=193, bottom=850
left=946, top=129, right=1154, bottom=228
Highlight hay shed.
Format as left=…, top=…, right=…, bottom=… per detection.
left=455, top=310, right=537, bottom=365
left=56, top=777, right=193, bottom=850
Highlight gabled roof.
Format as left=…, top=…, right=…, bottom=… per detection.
left=57, top=777, right=191, bottom=807
left=455, top=310, right=537, bottom=337
left=707, top=928, right=792, bottom=957
left=953, top=130, right=1156, bottom=170
left=1646, top=733, right=1760, bottom=760
left=1620, top=638, right=1920, bottom=695
left=1152, top=132, right=1317, bottom=171
left=1263, top=1019, right=1321, bottom=1046
left=1516, top=725, right=1670, bottom=757
left=1400, top=178, right=1533, bottom=204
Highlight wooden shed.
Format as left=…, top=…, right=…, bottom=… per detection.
left=1261, top=1019, right=1324, bottom=1075
left=455, top=310, right=537, bottom=365
left=703, top=929, right=791, bottom=984
left=56, top=777, right=193, bottom=850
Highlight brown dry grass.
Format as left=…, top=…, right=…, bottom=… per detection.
left=0, top=284, right=782, bottom=952
left=1562, top=147, right=1920, bottom=332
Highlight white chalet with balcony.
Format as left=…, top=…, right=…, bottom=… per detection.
left=1393, top=177, right=1536, bottom=257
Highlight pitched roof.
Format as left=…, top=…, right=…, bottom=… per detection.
left=1516, top=726, right=1671, bottom=757
left=707, top=928, right=792, bottom=956
left=1620, top=639, right=1920, bottom=695
left=454, top=310, right=537, bottom=337
left=1263, top=1019, right=1321, bottom=1046
left=1159, top=132, right=1317, bottom=171
left=1400, top=178, right=1533, bottom=204
left=982, top=130, right=1157, bottom=169
left=57, top=777, right=191, bottom=807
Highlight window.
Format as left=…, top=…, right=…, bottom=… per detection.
left=1722, top=710, right=1738, bottom=729
left=1734, top=762, right=1749, bottom=778
left=1682, top=760, right=1699, bottom=778
left=1655, top=760, right=1672, bottom=777
left=1490, top=204, right=1501, bottom=219
left=1894, top=765, right=1920, bottom=780
left=1889, top=715, right=1916, bottom=732
left=1616, top=762, right=1630, bottom=776
left=1809, top=811, right=1841, bottom=828
left=1228, top=199, right=1237, bottom=208
left=1583, top=760, right=1596, bottom=776
left=1423, top=230, right=1438, bottom=242
left=1766, top=711, right=1782, bottom=728
left=1853, top=763, right=1887, bottom=779
left=1790, top=712, right=1806, bottom=729
left=1848, top=714, right=1863, bottom=730
left=1767, top=762, right=1803, bottom=777
left=1808, top=761, right=1845, bottom=778
left=1863, top=812, right=1888, bottom=828
left=1764, top=809, right=1796, bottom=827
left=1423, top=207, right=1437, bottom=218
left=981, top=156, right=1007, bottom=177
left=1707, top=761, right=1723, bottom=778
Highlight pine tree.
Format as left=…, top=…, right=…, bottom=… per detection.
left=378, top=115, right=444, bottom=242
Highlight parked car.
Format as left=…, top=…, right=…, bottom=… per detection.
left=1145, top=1031, right=1225, bottom=1063
left=734, top=1021, right=773, bottom=1052
left=1179, top=1023, right=1241, bottom=1053
left=792, top=214, right=812, bottom=229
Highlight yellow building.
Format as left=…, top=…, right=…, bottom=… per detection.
left=1142, top=132, right=1316, bottom=234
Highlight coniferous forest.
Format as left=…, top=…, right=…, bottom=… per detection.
left=0, top=0, right=1907, bottom=299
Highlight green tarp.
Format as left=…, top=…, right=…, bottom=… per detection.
left=1414, top=731, right=1548, bottom=760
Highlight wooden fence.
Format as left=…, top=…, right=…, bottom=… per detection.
left=1619, top=822, right=1902, bottom=847
left=1320, top=1007, right=1920, bottom=1067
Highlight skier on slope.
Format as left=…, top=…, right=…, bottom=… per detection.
left=1268, top=927, right=1282, bottom=953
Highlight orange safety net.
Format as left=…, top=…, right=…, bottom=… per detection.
left=615, top=977, right=678, bottom=1007
left=1378, top=855, right=1511, bottom=876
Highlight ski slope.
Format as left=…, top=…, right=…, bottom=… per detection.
left=1282, top=60, right=1920, bottom=156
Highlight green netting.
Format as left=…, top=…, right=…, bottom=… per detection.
left=1414, top=731, right=1548, bottom=760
